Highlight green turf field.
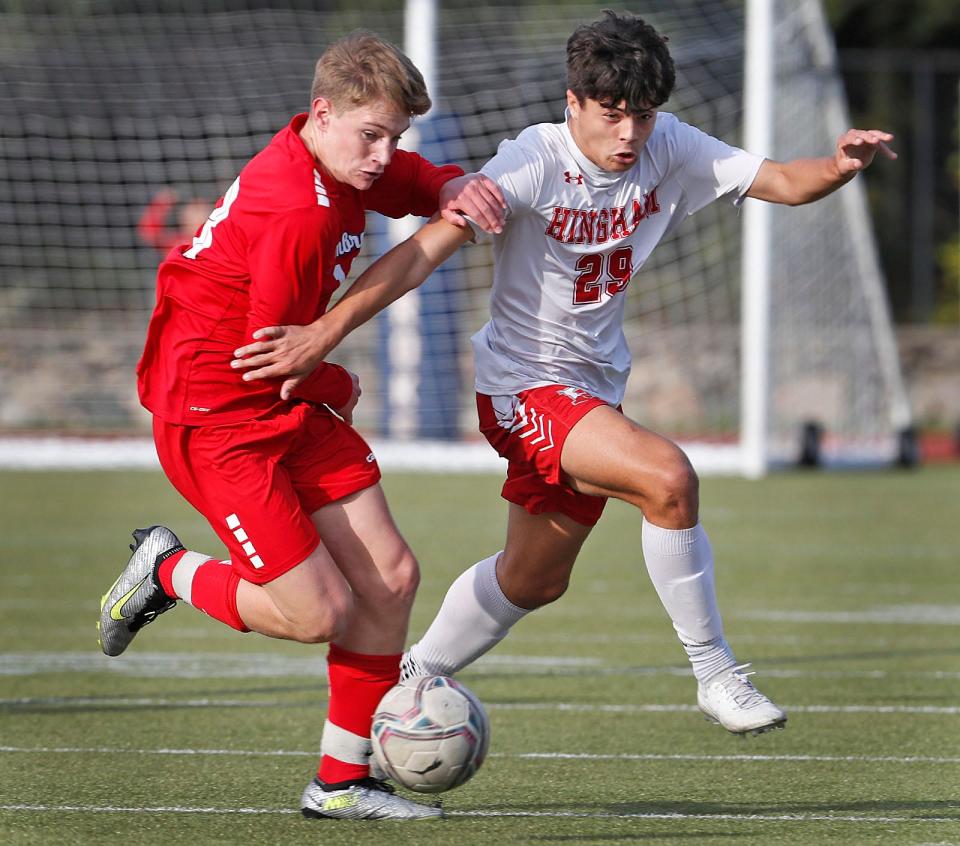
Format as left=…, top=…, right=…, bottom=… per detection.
left=1, top=467, right=958, bottom=845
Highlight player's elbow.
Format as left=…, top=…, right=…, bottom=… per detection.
left=778, top=192, right=807, bottom=207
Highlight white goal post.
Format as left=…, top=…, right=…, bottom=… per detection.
left=739, top=0, right=913, bottom=476
left=0, top=0, right=912, bottom=474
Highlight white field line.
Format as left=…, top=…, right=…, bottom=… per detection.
left=1, top=745, right=958, bottom=765
left=0, top=803, right=956, bottom=824
left=495, top=702, right=960, bottom=715
left=1, top=651, right=958, bottom=681
left=2, top=696, right=958, bottom=715
left=0, top=697, right=283, bottom=708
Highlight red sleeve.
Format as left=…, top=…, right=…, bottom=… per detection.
left=364, top=150, right=464, bottom=218
left=245, top=207, right=352, bottom=407
left=293, top=363, right=354, bottom=409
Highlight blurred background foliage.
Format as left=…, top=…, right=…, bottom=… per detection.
left=826, top=0, right=960, bottom=324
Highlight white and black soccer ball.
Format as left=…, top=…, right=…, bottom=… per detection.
left=371, top=675, right=490, bottom=793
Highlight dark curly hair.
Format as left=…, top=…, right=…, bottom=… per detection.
left=566, top=10, right=676, bottom=112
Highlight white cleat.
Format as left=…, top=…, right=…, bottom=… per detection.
left=300, top=777, right=443, bottom=820
left=697, top=664, right=787, bottom=736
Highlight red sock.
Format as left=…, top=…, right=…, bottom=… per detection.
left=156, top=549, right=186, bottom=596
left=319, top=644, right=401, bottom=784
left=157, top=551, right=249, bottom=632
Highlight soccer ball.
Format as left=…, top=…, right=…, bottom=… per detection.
left=371, top=675, right=490, bottom=793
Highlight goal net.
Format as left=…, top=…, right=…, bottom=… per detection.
left=0, top=0, right=910, bottom=472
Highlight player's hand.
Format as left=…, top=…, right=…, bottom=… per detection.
left=835, top=129, right=897, bottom=177
left=232, top=323, right=334, bottom=399
left=331, top=370, right=361, bottom=425
left=439, top=173, right=506, bottom=234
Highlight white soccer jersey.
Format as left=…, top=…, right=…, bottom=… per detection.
left=472, top=112, right=764, bottom=405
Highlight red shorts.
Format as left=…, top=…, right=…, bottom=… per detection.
left=153, top=402, right=381, bottom=584
left=477, top=385, right=610, bottom=527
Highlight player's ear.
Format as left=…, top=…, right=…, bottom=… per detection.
left=565, top=90, right=581, bottom=116
left=311, top=97, right=334, bottom=131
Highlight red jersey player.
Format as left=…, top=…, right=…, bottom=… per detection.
left=230, top=14, right=896, bottom=740
left=97, top=30, right=504, bottom=821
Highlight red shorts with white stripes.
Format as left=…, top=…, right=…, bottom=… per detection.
left=153, top=402, right=381, bottom=584
left=476, top=385, right=610, bottom=527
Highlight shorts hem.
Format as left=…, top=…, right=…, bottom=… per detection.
left=299, top=467, right=382, bottom=516
left=240, top=536, right=321, bottom=586
left=500, top=489, right=605, bottom=528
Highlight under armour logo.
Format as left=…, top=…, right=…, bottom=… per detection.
left=564, top=171, right=584, bottom=184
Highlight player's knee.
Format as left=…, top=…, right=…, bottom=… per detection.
left=382, top=548, right=421, bottom=609
left=290, top=592, right=355, bottom=644
left=650, top=453, right=699, bottom=523
left=358, top=547, right=421, bottom=615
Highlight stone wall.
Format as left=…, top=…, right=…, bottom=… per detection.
left=1, top=323, right=957, bottom=434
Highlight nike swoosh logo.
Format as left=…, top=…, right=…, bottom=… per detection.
left=110, top=577, right=149, bottom=621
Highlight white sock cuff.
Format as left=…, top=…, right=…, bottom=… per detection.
left=476, top=552, right=527, bottom=623
left=641, top=518, right=706, bottom=557
left=171, top=551, right=214, bottom=605
left=320, top=719, right=373, bottom=765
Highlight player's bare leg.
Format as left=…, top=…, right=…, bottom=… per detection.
left=404, top=504, right=590, bottom=678
left=300, top=484, right=441, bottom=820
left=236, top=544, right=354, bottom=640
left=102, top=485, right=418, bottom=649
left=562, top=405, right=786, bottom=735
left=311, top=484, right=419, bottom=654
left=496, top=505, right=592, bottom=609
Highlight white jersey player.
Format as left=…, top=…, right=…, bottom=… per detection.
left=234, top=10, right=896, bottom=737
left=472, top=111, right=762, bottom=407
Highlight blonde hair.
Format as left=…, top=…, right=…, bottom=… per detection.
left=311, top=30, right=431, bottom=116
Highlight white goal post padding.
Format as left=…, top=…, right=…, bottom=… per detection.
left=0, top=0, right=910, bottom=472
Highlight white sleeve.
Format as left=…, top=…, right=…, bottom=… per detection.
left=673, top=120, right=764, bottom=214
left=479, top=136, right=544, bottom=219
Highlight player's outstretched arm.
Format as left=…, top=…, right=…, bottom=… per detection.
left=746, top=128, right=896, bottom=206
left=232, top=217, right=473, bottom=399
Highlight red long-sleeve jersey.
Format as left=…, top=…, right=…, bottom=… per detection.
left=137, top=113, right=462, bottom=426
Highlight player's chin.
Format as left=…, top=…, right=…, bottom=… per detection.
left=353, top=172, right=382, bottom=190
left=608, top=155, right=637, bottom=171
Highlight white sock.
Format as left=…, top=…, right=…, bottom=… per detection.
left=407, top=553, right=529, bottom=675
left=641, top=518, right=736, bottom=684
